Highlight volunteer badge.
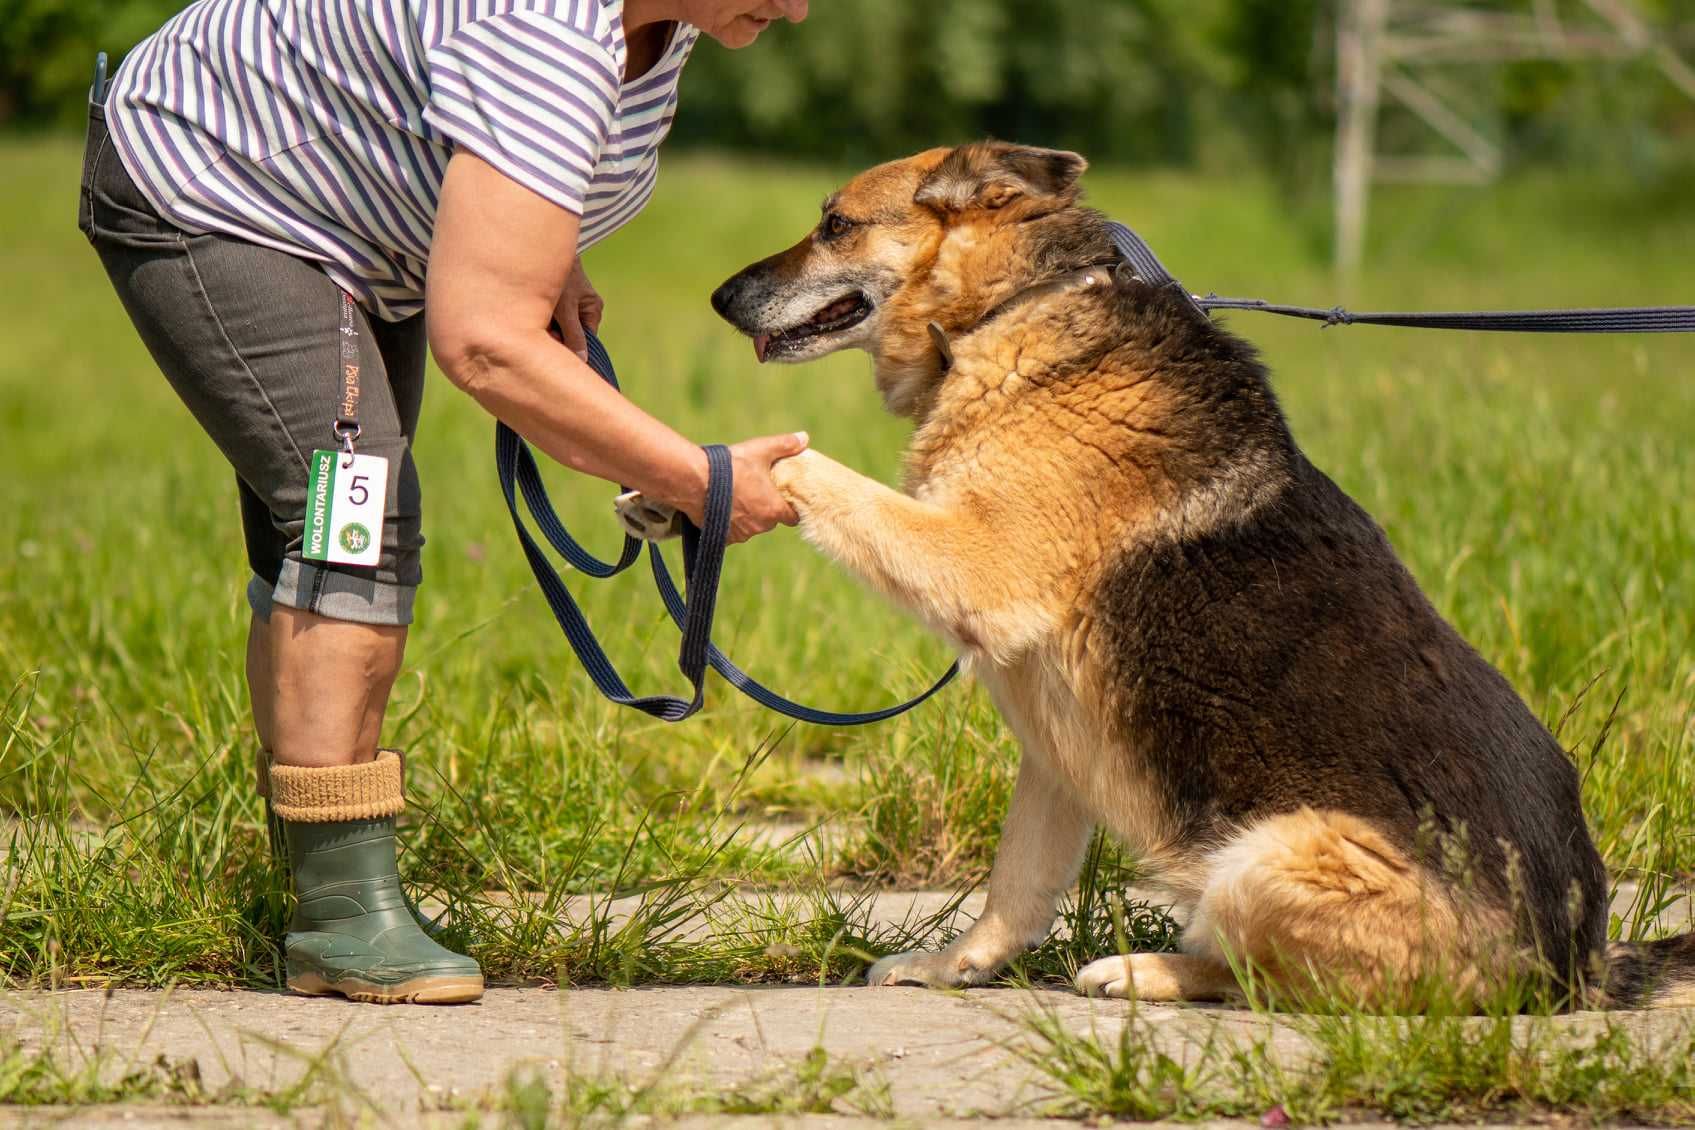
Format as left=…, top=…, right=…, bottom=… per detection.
left=304, top=450, right=387, bottom=567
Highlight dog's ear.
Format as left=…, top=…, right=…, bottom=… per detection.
left=914, top=143, right=1088, bottom=215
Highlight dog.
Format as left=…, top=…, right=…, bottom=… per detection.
left=695, top=140, right=1694, bottom=1009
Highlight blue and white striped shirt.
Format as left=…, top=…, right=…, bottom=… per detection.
left=106, top=0, right=699, bottom=320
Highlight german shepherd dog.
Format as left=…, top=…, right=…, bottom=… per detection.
left=703, top=141, right=1694, bottom=1009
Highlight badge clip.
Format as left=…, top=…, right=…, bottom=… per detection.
left=333, top=420, right=360, bottom=467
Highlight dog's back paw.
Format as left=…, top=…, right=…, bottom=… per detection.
left=1074, top=953, right=1240, bottom=1002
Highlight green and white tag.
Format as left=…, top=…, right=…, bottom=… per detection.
left=303, top=450, right=388, bottom=567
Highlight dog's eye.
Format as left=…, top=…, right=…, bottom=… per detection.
left=821, top=212, right=854, bottom=241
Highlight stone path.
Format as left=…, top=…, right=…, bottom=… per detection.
left=2, top=888, right=1690, bottom=1128
left=6, top=982, right=1691, bottom=1129
left=0, top=983, right=1275, bottom=1127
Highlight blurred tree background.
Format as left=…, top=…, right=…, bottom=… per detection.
left=4, top=0, right=1692, bottom=190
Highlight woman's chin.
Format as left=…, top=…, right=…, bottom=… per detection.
left=712, top=16, right=771, bottom=48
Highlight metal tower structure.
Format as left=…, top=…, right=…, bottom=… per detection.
left=1334, top=0, right=1695, bottom=269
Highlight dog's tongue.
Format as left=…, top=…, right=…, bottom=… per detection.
left=753, top=333, right=771, bottom=363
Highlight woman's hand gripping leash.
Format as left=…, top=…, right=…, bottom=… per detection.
left=616, top=432, right=810, bottom=544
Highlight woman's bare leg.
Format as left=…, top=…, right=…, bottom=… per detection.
left=254, top=606, right=407, bottom=768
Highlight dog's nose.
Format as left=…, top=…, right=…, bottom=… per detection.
left=709, top=277, right=736, bottom=319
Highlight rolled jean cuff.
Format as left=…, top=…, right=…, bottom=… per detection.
left=246, top=573, right=275, bottom=622
left=268, top=560, right=416, bottom=626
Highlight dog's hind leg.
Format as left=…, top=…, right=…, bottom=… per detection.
left=1171, top=808, right=1491, bottom=1008
left=869, top=748, right=1091, bottom=988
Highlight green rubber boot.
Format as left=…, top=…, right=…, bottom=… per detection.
left=270, top=751, right=482, bottom=1005
left=259, top=748, right=445, bottom=938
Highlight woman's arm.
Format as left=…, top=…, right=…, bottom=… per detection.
left=427, top=150, right=804, bottom=539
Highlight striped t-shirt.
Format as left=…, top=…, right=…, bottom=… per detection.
left=105, top=0, right=699, bottom=320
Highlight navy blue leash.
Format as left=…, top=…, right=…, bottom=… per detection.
left=500, top=222, right=1690, bottom=725
left=496, top=331, right=958, bottom=725
left=1107, top=222, right=1695, bottom=333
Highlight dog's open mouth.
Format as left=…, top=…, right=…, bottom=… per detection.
left=753, top=292, right=873, bottom=362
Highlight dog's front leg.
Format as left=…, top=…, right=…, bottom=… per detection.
left=868, top=748, right=1092, bottom=988
left=773, top=450, right=1045, bottom=655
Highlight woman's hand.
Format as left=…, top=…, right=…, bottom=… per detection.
left=550, top=259, right=604, bottom=361
left=614, top=431, right=809, bottom=545
left=725, top=432, right=808, bottom=543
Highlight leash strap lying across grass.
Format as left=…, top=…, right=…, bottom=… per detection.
left=496, top=331, right=959, bottom=725
left=1107, top=222, right=1695, bottom=333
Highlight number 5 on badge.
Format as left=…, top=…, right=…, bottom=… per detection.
left=304, top=449, right=388, bottom=567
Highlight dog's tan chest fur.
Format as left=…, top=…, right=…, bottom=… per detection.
left=904, top=301, right=1172, bottom=567
left=895, top=309, right=1188, bottom=871
left=976, top=642, right=1179, bottom=867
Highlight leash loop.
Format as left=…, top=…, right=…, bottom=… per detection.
left=497, top=330, right=958, bottom=726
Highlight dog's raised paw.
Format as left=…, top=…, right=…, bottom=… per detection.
left=769, top=448, right=820, bottom=498
left=613, top=491, right=683, bottom=541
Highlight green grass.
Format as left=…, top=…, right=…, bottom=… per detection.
left=1017, top=994, right=1695, bottom=1125
left=2, top=134, right=1693, bottom=992
left=0, top=1027, right=216, bottom=1107
left=479, top=1044, right=893, bottom=1127
left=1, top=1000, right=342, bottom=1111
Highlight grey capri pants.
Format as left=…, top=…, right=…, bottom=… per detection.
left=79, top=99, right=426, bottom=626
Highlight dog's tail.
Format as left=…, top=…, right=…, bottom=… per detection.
left=1595, top=932, right=1695, bottom=1009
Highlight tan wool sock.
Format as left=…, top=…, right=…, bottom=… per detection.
left=268, top=749, right=405, bottom=823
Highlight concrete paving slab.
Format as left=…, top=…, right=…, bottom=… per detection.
left=0, top=1110, right=1396, bottom=1130
left=0, top=1114, right=1443, bottom=1130
left=5, top=985, right=1694, bottom=1128
left=0, top=985, right=1278, bottom=1124
left=3, top=845, right=1691, bottom=1128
